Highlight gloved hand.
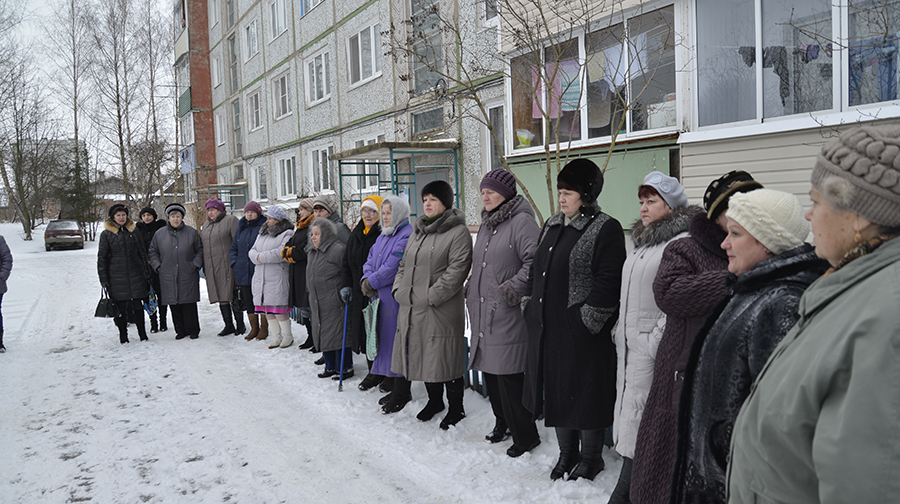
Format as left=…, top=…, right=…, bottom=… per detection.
left=361, top=278, right=376, bottom=298
left=280, top=247, right=293, bottom=261
left=340, top=287, right=353, bottom=305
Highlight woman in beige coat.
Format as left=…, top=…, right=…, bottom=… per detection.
left=201, top=198, right=241, bottom=336
left=391, top=181, right=473, bottom=429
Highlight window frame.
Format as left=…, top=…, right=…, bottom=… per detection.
left=215, top=112, right=226, bottom=146
left=209, top=0, right=219, bottom=29
left=248, top=91, right=263, bottom=131
left=278, top=155, right=297, bottom=197
left=232, top=99, right=243, bottom=157
left=303, top=0, right=325, bottom=16
left=269, top=0, right=287, bottom=40
left=273, top=72, right=292, bottom=120
left=483, top=102, right=505, bottom=173
left=256, top=166, right=269, bottom=200
left=244, top=19, right=259, bottom=61
left=309, top=145, right=335, bottom=193
left=306, top=50, right=332, bottom=105
left=347, top=22, right=383, bottom=88
left=212, top=55, right=222, bottom=88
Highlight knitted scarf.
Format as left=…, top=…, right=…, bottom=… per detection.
left=825, top=232, right=900, bottom=276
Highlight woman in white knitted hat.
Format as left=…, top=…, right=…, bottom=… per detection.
left=670, top=189, right=829, bottom=504
left=728, top=126, right=900, bottom=504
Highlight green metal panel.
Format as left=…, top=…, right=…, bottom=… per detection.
left=509, top=142, right=678, bottom=228
left=178, top=88, right=192, bottom=117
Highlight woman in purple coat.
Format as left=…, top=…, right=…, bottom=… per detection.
left=360, top=195, right=414, bottom=412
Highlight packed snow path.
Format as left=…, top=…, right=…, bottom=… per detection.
left=0, top=223, right=620, bottom=503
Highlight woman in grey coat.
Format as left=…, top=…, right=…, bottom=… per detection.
left=307, top=217, right=350, bottom=378
left=149, top=203, right=203, bottom=340
left=466, top=169, right=541, bottom=457
left=392, top=180, right=474, bottom=430
left=0, top=233, right=11, bottom=352
left=249, top=205, right=295, bottom=349
left=201, top=198, right=242, bottom=336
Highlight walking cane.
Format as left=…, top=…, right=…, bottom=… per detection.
left=338, top=304, right=349, bottom=391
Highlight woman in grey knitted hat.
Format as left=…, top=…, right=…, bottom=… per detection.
left=729, top=125, right=900, bottom=504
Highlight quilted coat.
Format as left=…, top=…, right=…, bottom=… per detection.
left=148, top=221, right=203, bottom=305
left=249, top=219, right=294, bottom=308
left=98, top=217, right=150, bottom=302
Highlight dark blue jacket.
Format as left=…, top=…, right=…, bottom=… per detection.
left=230, top=214, right=265, bottom=285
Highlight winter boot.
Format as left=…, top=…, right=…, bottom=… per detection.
left=551, top=428, right=581, bottom=481
left=0, top=330, right=5, bottom=352
left=379, top=377, right=395, bottom=393
left=115, top=316, right=129, bottom=344
left=217, top=304, right=236, bottom=336
left=137, top=320, right=149, bottom=342
left=256, top=315, right=269, bottom=340
left=358, top=373, right=384, bottom=391
left=417, top=382, right=446, bottom=421
left=267, top=317, right=283, bottom=348
left=149, top=312, right=159, bottom=333
left=278, top=319, right=293, bottom=348
left=305, top=320, right=318, bottom=352
left=381, top=377, right=412, bottom=414
left=568, top=429, right=606, bottom=481
left=297, top=318, right=315, bottom=350
left=158, top=305, right=168, bottom=332
left=439, top=377, right=466, bottom=430
left=233, top=305, right=246, bottom=335
left=245, top=313, right=259, bottom=340
left=607, top=457, right=633, bottom=503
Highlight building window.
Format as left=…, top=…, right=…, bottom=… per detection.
left=212, top=56, right=222, bottom=88
left=352, top=135, right=385, bottom=189
left=245, top=19, right=259, bottom=61
left=303, top=0, right=325, bottom=16
left=349, top=23, right=382, bottom=85
left=257, top=166, right=268, bottom=200
left=249, top=91, right=262, bottom=130
left=209, top=0, right=219, bottom=28
left=226, top=0, right=235, bottom=28
left=228, top=35, right=239, bottom=94
left=695, top=0, right=900, bottom=127
left=486, top=105, right=504, bottom=171
left=235, top=163, right=244, bottom=180
left=509, top=5, right=676, bottom=150
left=179, top=112, right=194, bottom=147
left=279, top=156, right=297, bottom=196
left=484, top=0, right=498, bottom=24
left=411, top=0, right=441, bottom=93
left=269, top=0, right=286, bottom=39
left=307, top=51, right=332, bottom=105
left=310, top=146, right=334, bottom=192
left=215, top=113, right=226, bottom=145
left=273, top=73, right=291, bottom=119
left=232, top=99, right=242, bottom=157
left=412, top=107, right=443, bottom=133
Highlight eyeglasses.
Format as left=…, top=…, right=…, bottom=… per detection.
left=362, top=209, right=378, bottom=216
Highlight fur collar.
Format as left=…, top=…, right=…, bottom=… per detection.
left=259, top=219, right=293, bottom=237
left=414, top=208, right=467, bottom=235
left=728, top=243, right=828, bottom=294
left=630, top=205, right=702, bottom=248
left=207, top=212, right=226, bottom=225
left=296, top=213, right=314, bottom=230
left=481, top=195, right=534, bottom=229
left=689, top=212, right=728, bottom=258
left=104, top=217, right=135, bottom=234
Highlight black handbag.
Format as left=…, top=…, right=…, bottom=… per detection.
left=94, top=289, right=119, bottom=318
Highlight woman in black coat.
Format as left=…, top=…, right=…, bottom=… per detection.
left=281, top=198, right=315, bottom=347
left=98, top=203, right=151, bottom=344
left=341, top=195, right=382, bottom=387
left=134, top=206, right=168, bottom=332
left=522, top=159, right=626, bottom=482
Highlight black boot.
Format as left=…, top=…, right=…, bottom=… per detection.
left=115, top=316, right=129, bottom=344
left=382, top=377, right=412, bottom=414
left=379, top=377, right=394, bottom=393
left=159, top=305, right=168, bottom=332
left=568, top=429, right=606, bottom=481
left=0, top=330, right=6, bottom=352
left=551, top=428, right=581, bottom=480
left=298, top=318, right=315, bottom=349
left=607, top=457, right=633, bottom=503
left=417, top=382, right=446, bottom=421
left=486, top=419, right=511, bottom=443
left=137, top=320, right=149, bottom=342
left=149, top=312, right=159, bottom=333
left=439, top=377, right=466, bottom=430
left=217, top=304, right=236, bottom=336
left=358, top=373, right=385, bottom=391
left=232, top=305, right=246, bottom=335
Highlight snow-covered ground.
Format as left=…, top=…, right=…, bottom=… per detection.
left=0, top=222, right=620, bottom=503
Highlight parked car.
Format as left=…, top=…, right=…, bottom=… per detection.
left=45, top=220, right=84, bottom=251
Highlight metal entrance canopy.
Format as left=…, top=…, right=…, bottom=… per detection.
left=330, top=140, right=459, bottom=219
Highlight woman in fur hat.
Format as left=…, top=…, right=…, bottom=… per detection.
left=522, top=159, right=626, bottom=481
left=249, top=205, right=295, bottom=348
left=609, top=172, right=702, bottom=499
left=671, top=189, right=828, bottom=504
left=134, top=206, right=169, bottom=333
left=98, top=203, right=151, bottom=344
